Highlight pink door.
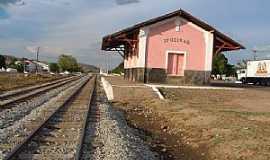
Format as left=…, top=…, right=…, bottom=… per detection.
left=167, top=53, right=184, bottom=76
left=167, top=53, right=174, bottom=74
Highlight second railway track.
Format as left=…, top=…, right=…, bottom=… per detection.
left=0, top=76, right=81, bottom=108
left=3, top=75, right=96, bottom=160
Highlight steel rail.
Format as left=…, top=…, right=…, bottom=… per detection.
left=4, top=76, right=92, bottom=160
left=75, top=75, right=97, bottom=160
left=0, top=76, right=77, bottom=100
left=0, top=76, right=81, bottom=108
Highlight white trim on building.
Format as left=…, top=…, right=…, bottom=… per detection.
left=204, top=32, right=214, bottom=71
left=137, top=26, right=149, bottom=68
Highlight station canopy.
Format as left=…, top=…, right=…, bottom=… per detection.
left=102, top=9, right=245, bottom=57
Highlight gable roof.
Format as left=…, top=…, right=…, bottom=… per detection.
left=102, top=9, right=245, bottom=51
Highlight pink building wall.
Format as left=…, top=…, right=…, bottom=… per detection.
left=146, top=19, right=206, bottom=71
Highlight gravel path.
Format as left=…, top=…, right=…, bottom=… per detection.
left=82, top=80, right=159, bottom=160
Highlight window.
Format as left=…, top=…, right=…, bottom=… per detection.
left=176, top=25, right=180, bottom=32
left=175, top=19, right=181, bottom=32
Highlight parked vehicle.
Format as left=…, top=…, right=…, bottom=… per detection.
left=237, top=59, right=270, bottom=85
left=60, top=71, right=70, bottom=75
left=236, top=69, right=247, bottom=81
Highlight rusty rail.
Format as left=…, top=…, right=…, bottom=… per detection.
left=4, top=75, right=94, bottom=160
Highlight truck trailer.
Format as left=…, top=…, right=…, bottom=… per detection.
left=237, top=60, right=270, bottom=85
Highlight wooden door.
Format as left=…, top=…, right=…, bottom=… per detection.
left=167, top=53, right=174, bottom=74
left=177, top=54, right=184, bottom=76
left=167, top=53, right=184, bottom=76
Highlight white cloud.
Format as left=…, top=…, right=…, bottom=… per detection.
left=25, top=46, right=37, bottom=53
left=1, top=0, right=270, bottom=67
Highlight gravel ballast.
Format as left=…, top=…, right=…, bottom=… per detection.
left=82, top=80, right=159, bottom=160
left=0, top=78, right=82, bottom=129
left=0, top=77, right=89, bottom=159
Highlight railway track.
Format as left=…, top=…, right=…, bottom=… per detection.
left=0, top=76, right=80, bottom=108
left=0, top=76, right=75, bottom=99
left=3, top=75, right=96, bottom=160
left=0, top=76, right=88, bottom=130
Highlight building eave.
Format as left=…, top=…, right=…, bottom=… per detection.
left=102, top=9, right=245, bottom=51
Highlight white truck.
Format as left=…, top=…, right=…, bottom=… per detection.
left=237, top=59, right=270, bottom=85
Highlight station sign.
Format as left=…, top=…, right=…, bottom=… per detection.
left=163, top=37, right=190, bottom=45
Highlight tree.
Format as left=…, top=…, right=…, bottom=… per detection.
left=7, top=57, right=18, bottom=68
left=212, top=54, right=227, bottom=75
left=58, top=54, right=79, bottom=72
left=8, top=61, right=24, bottom=73
left=15, top=63, right=24, bottom=73
left=212, top=53, right=236, bottom=76
left=236, top=60, right=247, bottom=69
left=49, top=63, right=60, bottom=73
left=225, top=64, right=237, bottom=77
left=0, top=55, right=6, bottom=69
left=111, top=62, right=124, bottom=74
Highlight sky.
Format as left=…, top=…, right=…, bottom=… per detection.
left=0, top=0, right=270, bottom=69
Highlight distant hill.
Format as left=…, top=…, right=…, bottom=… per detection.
left=79, top=63, right=99, bottom=73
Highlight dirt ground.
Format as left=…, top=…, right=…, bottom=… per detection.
left=0, top=73, right=63, bottom=93
left=106, top=76, right=270, bottom=160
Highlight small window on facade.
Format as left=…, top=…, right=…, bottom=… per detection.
left=176, top=25, right=180, bottom=32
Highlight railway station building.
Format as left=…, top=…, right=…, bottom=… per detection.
left=102, top=9, right=245, bottom=85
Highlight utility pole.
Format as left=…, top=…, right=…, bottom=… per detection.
left=35, top=47, right=40, bottom=74
left=22, top=57, right=26, bottom=73
left=108, top=53, right=111, bottom=74
left=252, top=45, right=270, bottom=60
left=252, top=50, right=257, bottom=60
left=106, top=54, right=109, bottom=74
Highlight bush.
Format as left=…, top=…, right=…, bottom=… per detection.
left=49, top=63, right=60, bottom=73
left=111, top=62, right=124, bottom=74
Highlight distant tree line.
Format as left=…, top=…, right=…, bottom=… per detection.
left=1, top=52, right=239, bottom=76
left=49, top=54, right=82, bottom=73
left=0, top=54, right=82, bottom=73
